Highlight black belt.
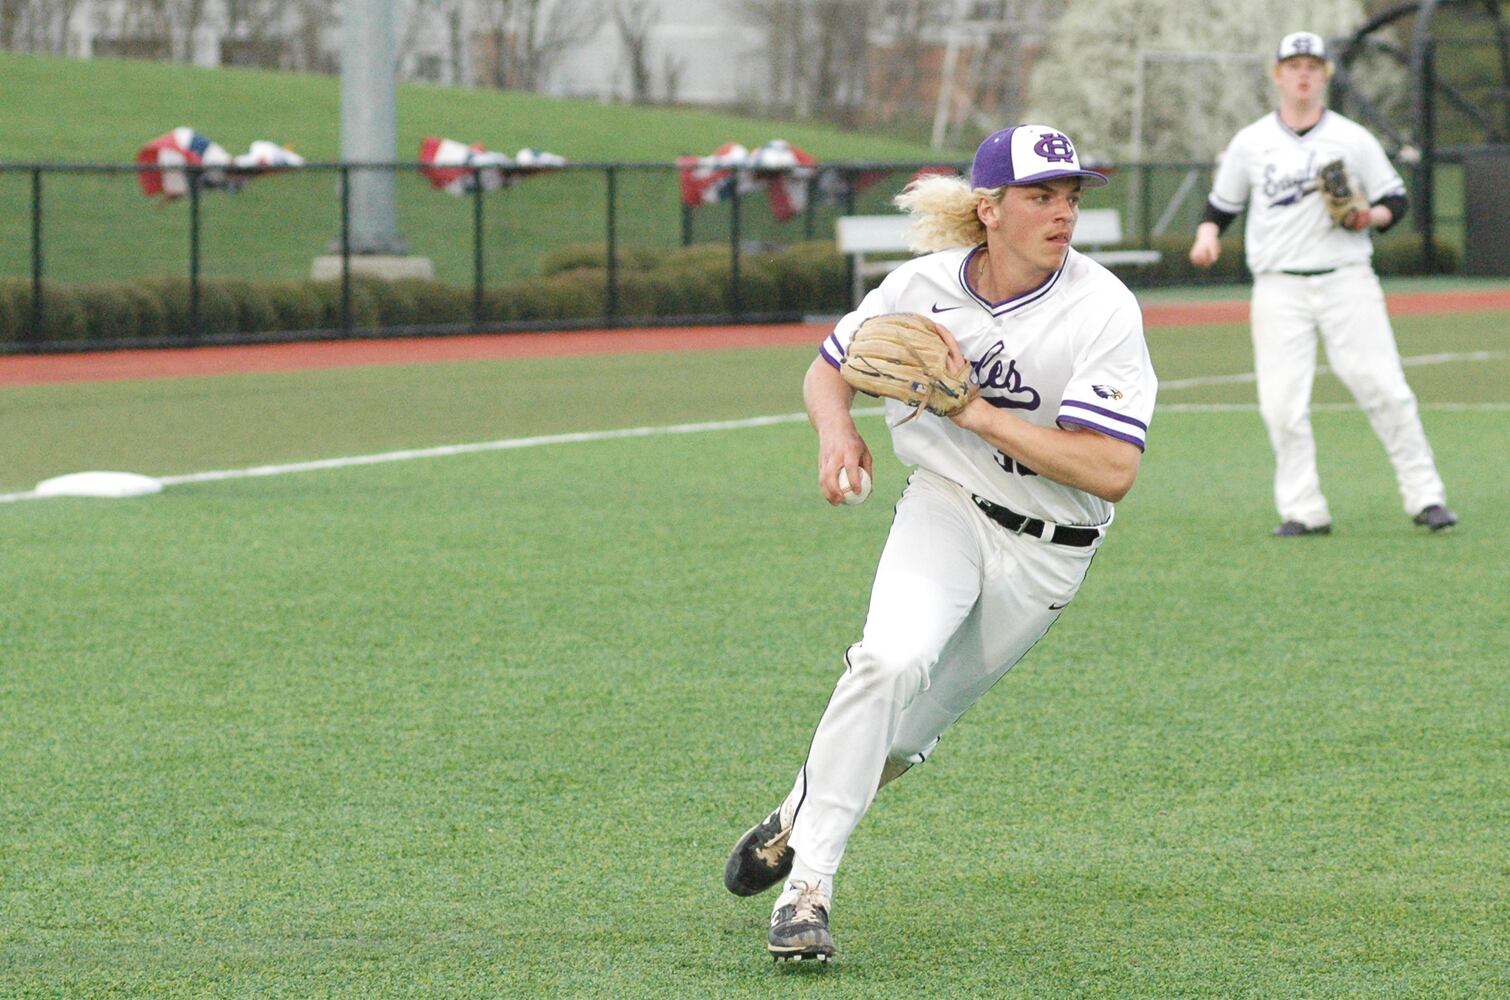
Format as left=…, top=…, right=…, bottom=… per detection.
left=971, top=495, right=1101, bottom=547
left=1280, top=267, right=1336, bottom=277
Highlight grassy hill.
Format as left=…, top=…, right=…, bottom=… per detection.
left=0, top=53, right=956, bottom=286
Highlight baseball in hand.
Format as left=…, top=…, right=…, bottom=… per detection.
left=838, top=467, right=872, bottom=506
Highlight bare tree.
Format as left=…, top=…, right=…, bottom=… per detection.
left=732, top=0, right=872, bottom=123
left=610, top=0, right=659, bottom=103
left=474, top=0, right=603, bottom=91
left=659, top=46, right=685, bottom=104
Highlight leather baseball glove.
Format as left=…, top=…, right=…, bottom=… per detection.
left=1319, top=159, right=1370, bottom=229
left=839, top=313, right=978, bottom=425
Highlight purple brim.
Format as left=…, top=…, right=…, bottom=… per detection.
left=1004, top=168, right=1110, bottom=189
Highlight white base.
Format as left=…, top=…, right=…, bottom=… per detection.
left=35, top=471, right=164, bottom=499
left=310, top=255, right=435, bottom=282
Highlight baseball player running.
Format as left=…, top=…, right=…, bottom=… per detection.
left=1189, top=30, right=1457, bottom=536
left=723, top=125, right=1157, bottom=963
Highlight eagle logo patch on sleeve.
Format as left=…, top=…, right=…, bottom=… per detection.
left=1092, top=384, right=1123, bottom=400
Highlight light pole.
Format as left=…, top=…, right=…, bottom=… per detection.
left=341, top=0, right=404, bottom=254
left=314, top=0, right=432, bottom=280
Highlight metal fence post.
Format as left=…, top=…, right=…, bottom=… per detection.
left=29, top=168, right=42, bottom=342
left=804, top=172, right=817, bottom=240
left=188, top=168, right=202, bottom=340
left=472, top=167, right=485, bottom=330
left=729, top=179, right=742, bottom=316
left=1419, top=40, right=1437, bottom=271
left=340, top=164, right=352, bottom=336
left=843, top=170, right=858, bottom=306
left=1139, top=163, right=1153, bottom=248
left=605, top=165, right=619, bottom=323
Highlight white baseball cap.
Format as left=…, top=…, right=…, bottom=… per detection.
left=1276, top=31, right=1328, bottom=63
left=970, top=125, right=1108, bottom=190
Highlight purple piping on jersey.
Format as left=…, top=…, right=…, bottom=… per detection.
left=1060, top=399, right=1148, bottom=430
left=958, top=245, right=1064, bottom=315
left=1057, top=415, right=1145, bottom=451
left=1275, top=109, right=1329, bottom=141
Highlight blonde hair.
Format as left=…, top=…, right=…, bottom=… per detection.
left=892, top=173, right=1001, bottom=253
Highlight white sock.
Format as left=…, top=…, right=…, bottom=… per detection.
left=785, top=855, right=835, bottom=899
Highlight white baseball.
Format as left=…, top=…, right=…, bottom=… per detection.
left=837, top=467, right=872, bottom=506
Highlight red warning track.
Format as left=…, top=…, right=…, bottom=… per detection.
left=3, top=288, right=1508, bottom=387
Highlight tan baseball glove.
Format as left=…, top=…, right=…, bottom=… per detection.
left=1319, top=158, right=1370, bottom=229
left=839, top=313, right=978, bottom=425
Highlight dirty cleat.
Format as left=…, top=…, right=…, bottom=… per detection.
left=1273, top=520, right=1332, bottom=537
left=724, top=808, right=793, bottom=897
left=1412, top=504, right=1458, bottom=532
left=768, top=880, right=835, bottom=963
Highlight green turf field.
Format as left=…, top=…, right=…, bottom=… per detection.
left=1, top=307, right=1506, bottom=997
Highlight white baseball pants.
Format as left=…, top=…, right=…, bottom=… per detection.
left=1251, top=266, right=1446, bottom=526
left=784, top=469, right=1098, bottom=877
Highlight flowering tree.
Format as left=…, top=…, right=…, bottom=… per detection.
left=1025, top=0, right=1384, bottom=162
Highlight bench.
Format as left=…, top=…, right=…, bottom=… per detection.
left=1072, top=209, right=1163, bottom=269
left=835, top=209, right=1162, bottom=307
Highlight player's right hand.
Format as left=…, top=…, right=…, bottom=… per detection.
left=1188, top=234, right=1221, bottom=268
left=818, top=431, right=872, bottom=507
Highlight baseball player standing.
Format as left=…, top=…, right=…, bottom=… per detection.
left=1189, top=31, right=1458, bottom=536
left=723, top=125, right=1158, bottom=963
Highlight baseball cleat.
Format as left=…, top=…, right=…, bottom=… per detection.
left=724, top=808, right=793, bottom=897
left=1272, top=520, right=1332, bottom=537
left=768, top=880, right=835, bottom=963
left=1412, top=504, right=1458, bottom=532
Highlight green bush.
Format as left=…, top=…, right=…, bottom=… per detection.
left=306, top=280, right=381, bottom=332
left=0, top=280, right=30, bottom=343
left=538, top=242, right=664, bottom=277
left=262, top=282, right=328, bottom=333
left=19, top=232, right=1458, bottom=349
left=485, top=279, right=555, bottom=322
left=137, top=276, right=192, bottom=337
left=213, top=279, right=279, bottom=336
left=74, top=285, right=143, bottom=341
left=402, top=280, right=474, bottom=326
left=649, top=261, right=726, bottom=316
left=532, top=268, right=607, bottom=320
left=1373, top=235, right=1458, bottom=276
left=361, top=278, right=421, bottom=328
left=197, top=280, right=241, bottom=336
left=122, top=284, right=169, bottom=341
left=783, top=240, right=850, bottom=312
left=730, top=257, right=782, bottom=314
left=34, top=282, right=88, bottom=343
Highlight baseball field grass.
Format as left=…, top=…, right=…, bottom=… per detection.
left=1, top=304, right=1506, bottom=997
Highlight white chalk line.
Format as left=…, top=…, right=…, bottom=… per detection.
left=1161, top=349, right=1506, bottom=390
left=3, top=348, right=1506, bottom=505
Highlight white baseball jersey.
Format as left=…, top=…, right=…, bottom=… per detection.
left=820, top=246, right=1157, bottom=528
left=1208, top=110, right=1406, bottom=275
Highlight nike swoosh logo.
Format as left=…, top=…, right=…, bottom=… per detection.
left=931, top=304, right=962, bottom=313
left=1048, top=602, right=1069, bottom=610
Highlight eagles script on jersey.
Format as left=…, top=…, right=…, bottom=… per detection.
left=820, top=246, right=1157, bottom=529
left=1209, top=110, right=1406, bottom=275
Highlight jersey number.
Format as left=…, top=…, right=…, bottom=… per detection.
left=995, top=453, right=1038, bottom=477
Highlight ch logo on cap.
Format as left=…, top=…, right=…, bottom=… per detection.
left=1292, top=35, right=1314, bottom=53
left=1033, top=133, right=1075, bottom=164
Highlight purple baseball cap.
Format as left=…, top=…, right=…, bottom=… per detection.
left=970, top=125, right=1108, bottom=190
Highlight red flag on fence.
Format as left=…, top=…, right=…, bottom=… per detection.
left=136, top=127, right=303, bottom=201
left=419, top=137, right=566, bottom=196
